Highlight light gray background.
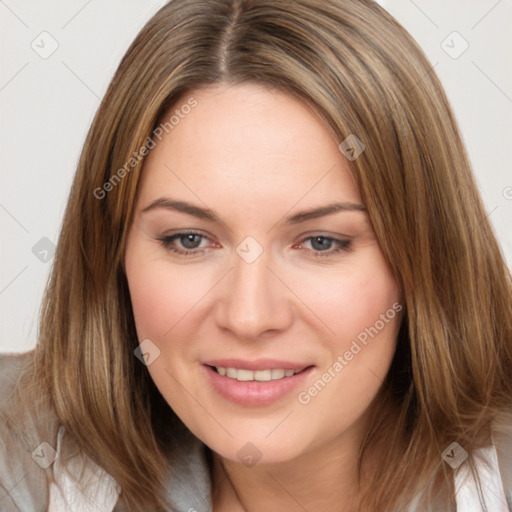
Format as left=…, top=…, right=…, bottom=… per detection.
left=1, top=0, right=511, bottom=353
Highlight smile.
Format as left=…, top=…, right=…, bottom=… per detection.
left=202, top=361, right=315, bottom=406
left=212, top=366, right=306, bottom=381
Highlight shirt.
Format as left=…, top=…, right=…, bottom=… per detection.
left=1, top=352, right=511, bottom=511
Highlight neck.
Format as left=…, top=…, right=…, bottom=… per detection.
left=210, top=421, right=366, bottom=512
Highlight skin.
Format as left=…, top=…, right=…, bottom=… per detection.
left=124, top=83, right=402, bottom=512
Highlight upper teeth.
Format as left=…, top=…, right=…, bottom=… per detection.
left=215, top=367, right=303, bottom=381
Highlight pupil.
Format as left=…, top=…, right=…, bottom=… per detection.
left=311, top=237, right=331, bottom=251
left=181, top=234, right=201, bottom=249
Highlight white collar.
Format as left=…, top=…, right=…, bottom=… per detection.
left=454, top=438, right=509, bottom=511
left=48, top=426, right=510, bottom=512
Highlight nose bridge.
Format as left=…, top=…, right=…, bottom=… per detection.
left=215, top=248, right=292, bottom=338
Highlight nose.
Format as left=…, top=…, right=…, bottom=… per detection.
left=214, top=250, right=294, bottom=340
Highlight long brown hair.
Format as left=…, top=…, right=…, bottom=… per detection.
left=13, top=0, right=512, bottom=510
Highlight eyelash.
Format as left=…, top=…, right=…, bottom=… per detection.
left=302, top=237, right=353, bottom=257
left=157, top=232, right=211, bottom=257
left=156, top=232, right=353, bottom=258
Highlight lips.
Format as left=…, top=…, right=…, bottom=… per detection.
left=202, top=359, right=315, bottom=406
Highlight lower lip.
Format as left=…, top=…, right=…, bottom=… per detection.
left=203, top=365, right=315, bottom=406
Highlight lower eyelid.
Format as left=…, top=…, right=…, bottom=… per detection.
left=305, top=241, right=353, bottom=259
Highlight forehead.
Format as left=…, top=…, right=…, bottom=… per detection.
left=136, top=83, right=362, bottom=215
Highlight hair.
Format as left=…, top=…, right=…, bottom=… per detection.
left=10, top=0, right=512, bottom=510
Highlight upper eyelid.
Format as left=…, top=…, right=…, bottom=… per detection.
left=162, top=232, right=211, bottom=245
left=160, top=231, right=350, bottom=239
left=160, top=232, right=351, bottom=248
left=298, top=237, right=352, bottom=251
left=159, top=230, right=211, bottom=242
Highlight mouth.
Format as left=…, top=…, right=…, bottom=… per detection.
left=208, top=365, right=307, bottom=381
left=202, top=361, right=315, bottom=406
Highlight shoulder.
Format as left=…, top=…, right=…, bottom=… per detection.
left=0, top=351, right=31, bottom=391
left=492, top=411, right=512, bottom=510
left=456, top=413, right=512, bottom=511
left=0, top=351, right=55, bottom=511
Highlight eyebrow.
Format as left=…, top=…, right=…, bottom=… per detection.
left=285, top=202, right=366, bottom=223
left=141, top=197, right=366, bottom=224
left=142, top=198, right=220, bottom=222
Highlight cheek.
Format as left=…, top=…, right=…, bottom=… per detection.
left=296, top=255, right=401, bottom=411
left=337, top=272, right=400, bottom=345
left=335, top=270, right=401, bottom=380
left=125, top=248, right=206, bottom=341
left=291, top=258, right=400, bottom=349
left=291, top=250, right=401, bottom=409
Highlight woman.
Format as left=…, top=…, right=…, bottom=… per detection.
left=1, top=0, right=511, bottom=510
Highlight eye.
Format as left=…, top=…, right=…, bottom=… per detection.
left=157, top=232, right=212, bottom=256
left=299, top=235, right=352, bottom=257
left=177, top=233, right=204, bottom=249
left=309, top=236, right=334, bottom=251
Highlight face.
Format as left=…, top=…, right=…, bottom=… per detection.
left=124, top=83, right=401, bottom=465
